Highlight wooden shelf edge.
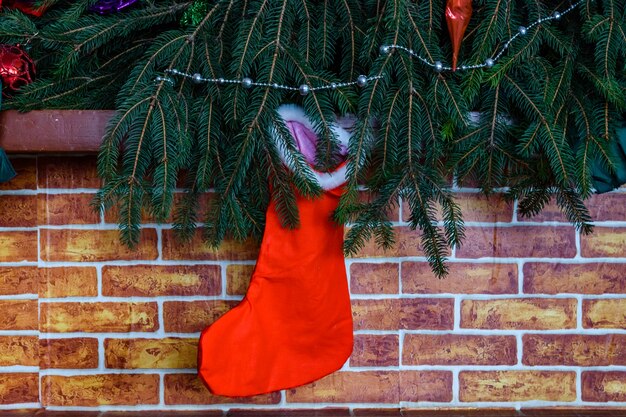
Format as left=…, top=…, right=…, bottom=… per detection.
left=0, top=110, right=116, bottom=153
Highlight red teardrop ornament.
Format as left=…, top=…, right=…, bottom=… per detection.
left=0, top=44, right=36, bottom=95
left=445, top=0, right=473, bottom=71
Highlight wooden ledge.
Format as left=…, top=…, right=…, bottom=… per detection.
left=0, top=110, right=115, bottom=153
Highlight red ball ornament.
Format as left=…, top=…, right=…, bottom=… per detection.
left=4, top=0, right=48, bottom=16
left=0, top=44, right=36, bottom=95
left=445, top=0, right=473, bottom=71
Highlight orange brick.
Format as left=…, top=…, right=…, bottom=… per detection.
left=586, top=193, right=626, bottom=221
left=455, top=193, right=513, bottom=223
left=40, top=338, right=99, bottom=369
left=38, top=193, right=100, bottom=225
left=162, top=229, right=259, bottom=261
left=351, top=299, right=454, bottom=331
left=39, top=267, right=98, bottom=298
left=40, top=302, right=158, bottom=333
left=581, top=227, right=626, bottom=257
left=517, top=198, right=567, bottom=223
left=583, top=299, right=626, bottom=329
left=226, top=264, right=254, bottom=295
left=164, top=373, right=280, bottom=405
left=582, top=371, right=626, bottom=402
left=230, top=410, right=350, bottom=417
left=38, top=156, right=100, bottom=189
left=456, top=226, right=576, bottom=259
left=42, top=374, right=159, bottom=406
left=350, top=262, right=399, bottom=294
left=459, top=371, right=576, bottom=402
left=105, top=338, right=197, bottom=369
left=403, top=334, right=516, bottom=365
left=0, top=158, right=36, bottom=190
left=103, top=265, right=221, bottom=297
left=0, top=336, right=38, bottom=366
left=0, top=300, right=38, bottom=330
left=399, top=371, right=453, bottom=402
left=0, top=231, right=38, bottom=262
left=0, top=267, right=38, bottom=295
left=104, top=192, right=213, bottom=224
left=40, top=228, right=158, bottom=262
left=402, top=262, right=517, bottom=294
left=351, top=334, right=399, bottom=367
left=524, top=263, right=626, bottom=294
left=163, top=300, right=239, bottom=333
left=349, top=227, right=434, bottom=258
left=0, top=373, right=38, bottom=404
left=461, top=298, right=576, bottom=329
left=523, top=334, right=626, bottom=366
left=0, top=195, right=37, bottom=227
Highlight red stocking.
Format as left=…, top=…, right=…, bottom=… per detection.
left=198, top=105, right=353, bottom=397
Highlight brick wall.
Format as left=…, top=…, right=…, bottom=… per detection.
left=0, top=155, right=625, bottom=412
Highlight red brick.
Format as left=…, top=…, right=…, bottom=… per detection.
left=461, top=298, right=576, bottom=329
left=38, top=156, right=100, bottom=189
left=399, top=371, right=453, bottom=402
left=349, top=227, right=435, bottom=258
left=0, top=336, right=38, bottom=366
left=0, top=267, right=38, bottom=295
left=0, top=373, right=38, bottom=404
left=583, top=299, right=626, bottom=328
left=40, top=228, right=158, bottom=262
left=0, top=158, right=36, bottom=190
left=103, top=265, right=221, bottom=297
left=39, top=267, right=98, bottom=298
left=40, top=302, right=158, bottom=333
left=402, top=262, right=517, bottom=294
left=586, top=193, right=626, bottom=221
left=0, top=195, right=37, bottom=227
left=163, top=300, right=239, bottom=333
left=164, top=373, right=280, bottom=405
left=350, top=262, right=399, bottom=294
left=162, top=229, right=259, bottom=261
left=360, top=192, right=399, bottom=222
left=105, top=338, right=197, bottom=369
left=351, top=298, right=454, bottom=331
left=523, top=334, right=626, bottom=366
left=229, top=410, right=351, bottom=417
left=403, top=334, right=516, bottom=365
left=524, top=263, right=626, bottom=294
left=582, top=371, right=626, bottom=402
left=0, top=231, right=38, bottom=262
left=517, top=198, right=567, bottom=222
left=42, top=374, right=159, bottom=406
left=0, top=300, right=38, bottom=330
left=456, top=226, right=576, bottom=258
left=581, top=227, right=626, bottom=257
left=351, top=334, right=399, bottom=367
left=455, top=193, right=513, bottom=223
left=38, top=193, right=100, bottom=225
left=226, top=264, right=254, bottom=295
left=459, top=371, right=576, bottom=402
left=40, top=338, right=99, bottom=369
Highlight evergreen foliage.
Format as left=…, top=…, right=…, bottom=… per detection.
left=1, top=0, right=625, bottom=276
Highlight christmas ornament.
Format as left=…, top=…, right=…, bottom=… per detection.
left=89, top=0, right=138, bottom=15
left=4, top=0, right=47, bottom=16
left=445, top=0, right=473, bottom=71
left=0, top=44, right=35, bottom=94
left=198, top=105, right=352, bottom=396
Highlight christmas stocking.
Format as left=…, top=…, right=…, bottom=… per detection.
left=198, top=105, right=353, bottom=397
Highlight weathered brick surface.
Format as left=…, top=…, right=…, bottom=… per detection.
left=517, top=198, right=567, bottom=223
left=0, top=267, right=38, bottom=295
left=42, top=374, right=159, bottom=406
left=459, top=371, right=576, bottom=402
left=0, top=336, right=38, bottom=366
left=162, top=229, right=259, bottom=261
left=0, top=158, right=36, bottom=190
left=461, top=298, right=576, bottom=329
left=163, top=300, right=239, bottom=333
left=164, top=373, right=280, bottom=405
left=399, top=371, right=453, bottom=403
left=454, top=193, right=514, bottom=223
left=40, top=228, right=158, bottom=262
left=349, top=227, right=433, bottom=258
left=581, top=227, right=626, bottom=257
left=583, top=299, right=626, bottom=329
left=351, top=298, right=454, bottom=330
left=402, top=262, right=517, bottom=294
left=40, top=302, right=159, bottom=333
left=0, top=373, right=39, bottom=404
left=105, top=337, right=197, bottom=369
left=523, top=334, right=626, bottom=366
left=582, top=371, right=626, bottom=402
left=586, top=193, right=626, bottom=221
left=226, top=264, right=254, bottom=295
left=0, top=195, right=37, bottom=227
left=0, top=231, right=38, bottom=262
left=103, top=265, right=221, bottom=297
left=39, top=267, right=98, bottom=298
left=37, top=156, right=100, bottom=189
left=351, top=334, right=399, bottom=367
left=524, top=262, right=626, bottom=294
left=38, top=193, right=99, bottom=225
left=0, top=300, right=38, bottom=330
left=350, top=262, right=399, bottom=294
left=403, top=334, right=516, bottom=365
left=40, top=338, right=99, bottom=369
